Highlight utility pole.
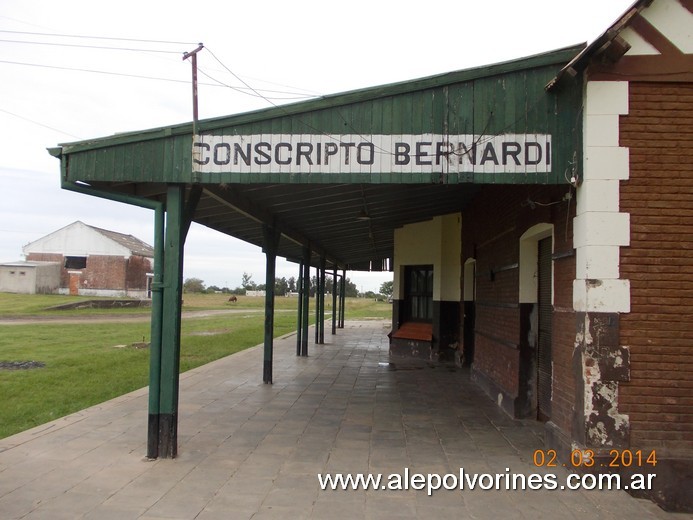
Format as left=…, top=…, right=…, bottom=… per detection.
left=183, top=43, right=204, bottom=134
left=184, top=43, right=204, bottom=182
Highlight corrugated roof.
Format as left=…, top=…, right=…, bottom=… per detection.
left=0, top=261, right=60, bottom=268
left=87, top=224, right=154, bottom=258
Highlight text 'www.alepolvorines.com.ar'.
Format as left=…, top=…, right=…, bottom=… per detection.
left=317, top=468, right=656, bottom=496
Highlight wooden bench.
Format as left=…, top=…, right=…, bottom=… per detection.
left=389, top=322, right=433, bottom=359
left=390, top=322, right=433, bottom=342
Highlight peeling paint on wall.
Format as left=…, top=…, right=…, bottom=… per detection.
left=576, top=312, right=630, bottom=448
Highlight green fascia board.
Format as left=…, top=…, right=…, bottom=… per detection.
left=56, top=44, right=585, bottom=156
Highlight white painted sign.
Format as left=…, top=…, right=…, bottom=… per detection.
left=192, top=134, right=551, bottom=174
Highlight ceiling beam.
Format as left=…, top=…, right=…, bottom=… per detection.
left=201, top=186, right=344, bottom=268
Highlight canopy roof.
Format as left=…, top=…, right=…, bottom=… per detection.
left=50, top=45, right=583, bottom=270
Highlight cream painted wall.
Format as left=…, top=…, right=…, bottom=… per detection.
left=393, top=213, right=461, bottom=301
left=574, top=81, right=630, bottom=313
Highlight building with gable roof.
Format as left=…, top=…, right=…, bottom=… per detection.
left=23, top=221, right=154, bottom=298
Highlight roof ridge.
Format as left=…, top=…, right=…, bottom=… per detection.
left=85, top=223, right=154, bottom=256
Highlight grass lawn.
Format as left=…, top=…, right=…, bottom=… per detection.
left=0, top=293, right=391, bottom=439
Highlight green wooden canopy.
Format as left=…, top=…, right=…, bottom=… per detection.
left=50, top=44, right=583, bottom=271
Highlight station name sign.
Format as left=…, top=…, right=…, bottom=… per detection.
left=192, top=134, right=551, bottom=174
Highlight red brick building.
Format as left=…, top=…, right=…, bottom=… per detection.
left=460, top=1, right=691, bottom=510
left=23, top=221, right=153, bottom=298
left=389, top=0, right=692, bottom=511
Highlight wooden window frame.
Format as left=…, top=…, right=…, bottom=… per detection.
left=404, top=265, right=433, bottom=323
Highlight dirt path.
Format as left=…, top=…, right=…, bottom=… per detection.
left=0, top=308, right=268, bottom=326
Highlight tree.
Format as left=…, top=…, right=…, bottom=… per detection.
left=344, top=278, right=358, bottom=297
left=183, top=277, right=205, bottom=293
left=241, top=272, right=256, bottom=290
left=275, top=277, right=289, bottom=296
left=379, top=281, right=394, bottom=297
left=287, top=276, right=296, bottom=293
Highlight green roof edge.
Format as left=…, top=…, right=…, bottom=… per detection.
left=56, top=43, right=585, bottom=155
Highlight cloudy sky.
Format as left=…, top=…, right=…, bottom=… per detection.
left=0, top=0, right=634, bottom=292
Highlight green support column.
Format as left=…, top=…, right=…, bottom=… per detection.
left=301, top=248, right=310, bottom=356
left=262, top=225, right=280, bottom=384
left=158, top=185, right=185, bottom=459
left=314, top=268, right=319, bottom=344
left=315, top=260, right=323, bottom=345
left=147, top=204, right=165, bottom=459
left=319, top=257, right=326, bottom=344
left=332, top=268, right=338, bottom=335
left=334, top=273, right=341, bottom=332
left=296, top=260, right=303, bottom=356
left=340, top=269, right=346, bottom=328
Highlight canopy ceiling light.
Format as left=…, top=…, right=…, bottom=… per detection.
left=356, top=209, right=371, bottom=221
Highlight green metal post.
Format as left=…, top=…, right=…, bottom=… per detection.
left=262, top=225, right=280, bottom=384
left=301, top=248, right=310, bottom=356
left=158, top=185, right=185, bottom=458
left=319, top=257, right=326, bottom=344
left=147, top=204, right=165, bottom=459
left=296, top=261, right=303, bottom=356
left=59, top=180, right=168, bottom=459
left=332, top=268, right=338, bottom=335
left=315, top=264, right=320, bottom=345
left=334, top=273, right=341, bottom=332
left=340, top=269, right=346, bottom=328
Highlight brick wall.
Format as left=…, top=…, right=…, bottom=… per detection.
left=25, top=252, right=142, bottom=294
left=84, top=256, right=127, bottom=290
left=619, top=82, right=693, bottom=456
left=464, top=186, right=522, bottom=401
left=125, top=255, right=152, bottom=290
left=462, top=184, right=576, bottom=427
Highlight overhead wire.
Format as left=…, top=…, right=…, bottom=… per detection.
left=0, top=31, right=314, bottom=98
left=203, top=46, right=390, bottom=148
left=0, top=107, right=81, bottom=139
left=0, top=29, right=198, bottom=46
left=0, top=59, right=315, bottom=99
left=0, top=38, right=185, bottom=53
left=197, top=67, right=315, bottom=100
left=0, top=39, right=317, bottom=142
left=0, top=30, right=320, bottom=98
left=203, top=47, right=290, bottom=107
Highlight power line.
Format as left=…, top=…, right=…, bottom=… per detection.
left=198, top=67, right=314, bottom=100
left=0, top=38, right=183, bottom=54
left=234, top=73, right=322, bottom=97
left=0, top=29, right=197, bottom=46
left=0, top=32, right=319, bottom=99
left=0, top=58, right=190, bottom=83
left=205, top=47, right=281, bottom=107
left=0, top=59, right=314, bottom=98
left=0, top=108, right=81, bottom=139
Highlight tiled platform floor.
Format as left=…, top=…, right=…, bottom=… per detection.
left=0, top=320, right=686, bottom=519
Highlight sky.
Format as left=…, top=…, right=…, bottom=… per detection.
left=0, top=0, right=635, bottom=292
